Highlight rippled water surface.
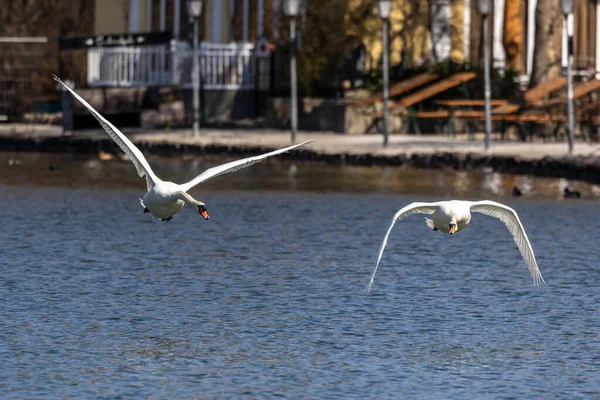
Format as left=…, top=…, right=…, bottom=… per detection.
left=1, top=152, right=599, bottom=398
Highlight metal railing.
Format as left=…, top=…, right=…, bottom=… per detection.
left=87, top=42, right=256, bottom=90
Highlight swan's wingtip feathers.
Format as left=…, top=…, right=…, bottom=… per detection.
left=530, top=268, right=546, bottom=286
left=534, top=273, right=546, bottom=286
left=52, top=75, right=64, bottom=85
left=290, top=140, right=313, bottom=149
left=424, top=218, right=435, bottom=230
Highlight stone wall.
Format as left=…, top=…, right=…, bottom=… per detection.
left=265, top=97, right=403, bottom=134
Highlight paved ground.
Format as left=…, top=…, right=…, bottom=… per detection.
left=2, top=124, right=598, bottom=160
left=133, top=129, right=600, bottom=159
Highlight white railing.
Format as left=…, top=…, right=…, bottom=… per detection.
left=174, top=42, right=255, bottom=90
left=87, top=42, right=256, bottom=90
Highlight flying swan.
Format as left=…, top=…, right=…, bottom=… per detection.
left=366, top=200, right=545, bottom=292
left=54, top=75, right=310, bottom=222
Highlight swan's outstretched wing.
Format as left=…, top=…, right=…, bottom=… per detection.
left=53, top=75, right=159, bottom=190
left=366, top=202, right=440, bottom=293
left=469, top=200, right=545, bottom=286
left=179, top=141, right=311, bottom=192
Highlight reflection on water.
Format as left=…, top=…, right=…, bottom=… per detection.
left=1, top=151, right=600, bottom=398
left=0, top=151, right=598, bottom=200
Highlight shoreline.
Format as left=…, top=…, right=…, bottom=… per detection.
left=1, top=126, right=600, bottom=184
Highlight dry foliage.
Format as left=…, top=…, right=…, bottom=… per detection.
left=0, top=0, right=94, bottom=93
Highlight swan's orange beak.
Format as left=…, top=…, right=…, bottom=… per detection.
left=200, top=210, right=210, bottom=220
left=448, top=224, right=457, bottom=234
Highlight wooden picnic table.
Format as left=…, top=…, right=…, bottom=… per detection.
left=436, top=99, right=509, bottom=107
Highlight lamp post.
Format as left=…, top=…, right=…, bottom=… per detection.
left=375, top=0, right=391, bottom=147
left=478, top=0, right=492, bottom=151
left=284, top=0, right=300, bottom=144
left=561, top=0, right=574, bottom=153
left=186, top=0, right=203, bottom=138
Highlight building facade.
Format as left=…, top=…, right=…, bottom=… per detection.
left=94, top=0, right=270, bottom=43
left=88, top=0, right=600, bottom=89
left=361, top=0, right=600, bottom=83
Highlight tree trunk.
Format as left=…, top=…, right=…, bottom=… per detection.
left=530, top=0, right=562, bottom=87
left=503, top=0, right=522, bottom=71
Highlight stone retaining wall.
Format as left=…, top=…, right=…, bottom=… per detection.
left=2, top=134, right=600, bottom=184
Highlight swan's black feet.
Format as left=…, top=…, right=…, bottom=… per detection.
left=160, top=217, right=172, bottom=222
left=143, top=207, right=150, bottom=213
left=432, top=227, right=438, bottom=231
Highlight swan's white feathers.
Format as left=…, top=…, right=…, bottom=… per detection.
left=425, top=218, right=436, bottom=230
left=53, top=75, right=312, bottom=221
left=469, top=200, right=545, bottom=286
left=366, top=200, right=545, bottom=292
left=366, top=202, right=441, bottom=293
left=179, top=141, right=311, bottom=192
left=53, top=75, right=159, bottom=191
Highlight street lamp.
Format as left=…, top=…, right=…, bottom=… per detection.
left=560, top=0, right=574, bottom=154
left=375, top=0, right=391, bottom=147
left=284, top=0, right=300, bottom=144
left=186, top=0, right=203, bottom=138
left=478, top=0, right=492, bottom=151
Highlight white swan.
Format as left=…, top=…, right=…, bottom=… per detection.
left=366, top=200, right=545, bottom=292
left=54, top=75, right=310, bottom=222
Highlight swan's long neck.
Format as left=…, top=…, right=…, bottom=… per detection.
left=174, top=191, right=200, bottom=205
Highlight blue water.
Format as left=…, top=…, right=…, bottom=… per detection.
left=1, top=153, right=599, bottom=398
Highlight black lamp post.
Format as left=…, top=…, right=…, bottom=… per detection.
left=186, top=0, right=203, bottom=138
left=375, top=0, right=391, bottom=147
left=560, top=0, right=574, bottom=153
left=284, top=0, right=300, bottom=144
left=478, top=0, right=492, bottom=150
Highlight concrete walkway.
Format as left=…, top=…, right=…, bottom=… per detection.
left=2, top=123, right=597, bottom=159
left=130, top=128, right=600, bottom=159
left=1, top=124, right=600, bottom=183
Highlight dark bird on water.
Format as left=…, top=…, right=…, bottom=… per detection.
left=564, top=188, right=581, bottom=199
left=512, top=186, right=523, bottom=197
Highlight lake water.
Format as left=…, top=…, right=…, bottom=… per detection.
left=1, top=152, right=599, bottom=398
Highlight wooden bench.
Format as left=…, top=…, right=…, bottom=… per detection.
left=429, top=103, right=519, bottom=137
left=514, top=79, right=600, bottom=141
left=467, top=104, right=537, bottom=121
left=577, top=101, right=600, bottom=115
left=436, top=99, right=509, bottom=107
left=525, top=77, right=567, bottom=104
left=442, top=78, right=568, bottom=139
left=533, top=79, right=600, bottom=108
left=390, top=72, right=477, bottom=110
left=575, top=100, right=600, bottom=142
left=384, top=72, right=477, bottom=134
left=352, top=73, right=441, bottom=134
left=453, top=78, right=566, bottom=121
left=489, top=104, right=521, bottom=114
left=352, top=73, right=439, bottom=108
left=372, top=110, right=450, bottom=119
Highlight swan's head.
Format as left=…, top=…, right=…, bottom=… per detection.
left=448, top=215, right=458, bottom=234
left=448, top=223, right=457, bottom=234
left=195, top=202, right=210, bottom=220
